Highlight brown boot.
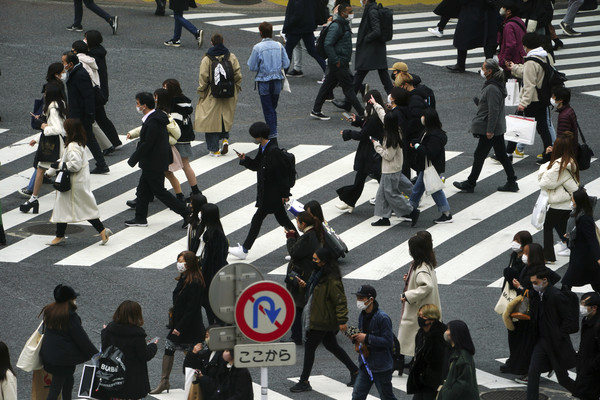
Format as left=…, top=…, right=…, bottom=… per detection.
left=149, top=354, right=174, bottom=394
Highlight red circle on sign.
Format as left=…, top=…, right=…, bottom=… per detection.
left=235, top=281, right=295, bottom=342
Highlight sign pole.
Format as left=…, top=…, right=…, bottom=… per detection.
left=261, top=367, right=268, bottom=400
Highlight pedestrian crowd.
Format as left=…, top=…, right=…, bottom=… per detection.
left=1, top=0, right=599, bottom=398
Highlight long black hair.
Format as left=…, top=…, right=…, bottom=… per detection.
left=198, top=203, right=225, bottom=242
left=296, top=211, right=324, bottom=244
left=573, top=187, right=594, bottom=217
left=422, top=107, right=443, bottom=132
left=44, top=83, right=67, bottom=118
left=383, top=113, right=402, bottom=149
left=408, top=234, right=436, bottom=268
left=189, top=194, right=208, bottom=228
left=154, top=88, right=171, bottom=113
left=364, top=89, right=385, bottom=117
left=304, top=200, right=325, bottom=223
left=315, top=247, right=341, bottom=280
left=525, top=243, right=545, bottom=267
left=0, top=341, right=14, bottom=382
left=447, top=320, right=475, bottom=355
left=46, top=62, right=64, bottom=85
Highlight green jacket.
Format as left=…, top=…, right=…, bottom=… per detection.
left=437, top=349, right=479, bottom=400
left=309, top=275, right=348, bottom=331
left=324, top=16, right=353, bottom=65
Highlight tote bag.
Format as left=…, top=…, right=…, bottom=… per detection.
left=17, top=322, right=44, bottom=371
left=505, top=79, right=520, bottom=107
left=423, top=157, right=445, bottom=195
left=531, top=190, right=549, bottom=230
left=505, top=115, right=536, bottom=145
left=494, top=281, right=518, bottom=315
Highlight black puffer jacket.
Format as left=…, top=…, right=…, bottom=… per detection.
left=412, top=128, right=448, bottom=173
left=285, top=228, right=320, bottom=307
left=342, top=114, right=384, bottom=175
left=407, top=320, right=449, bottom=394
left=41, top=311, right=98, bottom=368
left=128, top=110, right=172, bottom=172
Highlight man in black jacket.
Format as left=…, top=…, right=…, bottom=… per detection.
left=574, top=292, right=600, bottom=400
left=526, top=268, right=577, bottom=400
left=229, top=122, right=296, bottom=259
left=126, top=92, right=188, bottom=227
left=62, top=51, right=109, bottom=174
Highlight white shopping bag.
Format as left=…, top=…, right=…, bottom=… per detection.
left=505, top=79, right=520, bottom=107
left=17, top=322, right=44, bottom=372
left=531, top=190, right=549, bottom=230
left=184, top=367, right=197, bottom=399
left=505, top=115, right=536, bottom=145
left=423, top=159, right=445, bottom=195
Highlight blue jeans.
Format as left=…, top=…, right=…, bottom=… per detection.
left=28, top=169, right=37, bottom=192
left=352, top=368, right=397, bottom=400
left=173, top=10, right=198, bottom=40
left=73, top=0, right=111, bottom=26
left=562, top=0, right=585, bottom=25
left=258, top=80, right=282, bottom=139
left=409, top=171, right=450, bottom=213
left=205, top=131, right=229, bottom=152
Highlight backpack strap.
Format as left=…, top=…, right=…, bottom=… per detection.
left=576, top=121, right=587, bottom=144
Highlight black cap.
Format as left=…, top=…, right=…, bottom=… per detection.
left=354, top=284, right=376, bottom=299
left=53, top=284, right=79, bottom=303
left=582, top=292, right=600, bottom=307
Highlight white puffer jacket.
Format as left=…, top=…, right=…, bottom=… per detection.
left=538, top=157, right=579, bottom=210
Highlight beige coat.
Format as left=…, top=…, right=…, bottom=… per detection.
left=128, top=114, right=181, bottom=145
left=194, top=52, right=242, bottom=133
left=398, top=262, right=442, bottom=356
left=538, top=158, right=578, bottom=210
left=50, top=142, right=100, bottom=223
left=510, top=51, right=546, bottom=108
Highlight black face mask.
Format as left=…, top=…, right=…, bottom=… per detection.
left=390, top=72, right=397, bottom=82
left=417, top=317, right=429, bottom=328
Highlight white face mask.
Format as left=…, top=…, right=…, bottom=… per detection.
left=61, top=72, right=68, bottom=82
left=356, top=300, right=368, bottom=311
left=387, top=94, right=393, bottom=104
left=532, top=281, right=545, bottom=292
left=480, top=69, right=487, bottom=78
left=511, top=241, right=521, bottom=252
left=443, top=332, right=451, bottom=342
left=499, top=7, right=507, bottom=16
left=521, top=254, right=528, bottom=264
left=347, top=13, right=354, bottom=21
left=580, top=305, right=591, bottom=317
left=550, top=98, right=557, bottom=107
left=136, top=106, right=144, bottom=115
left=176, top=262, right=186, bottom=273
left=420, top=117, right=425, bottom=126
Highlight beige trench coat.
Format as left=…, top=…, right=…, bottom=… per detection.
left=194, top=52, right=242, bottom=133
left=398, top=262, right=442, bottom=357
left=50, top=142, right=100, bottom=223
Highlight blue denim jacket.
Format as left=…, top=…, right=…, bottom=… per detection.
left=358, top=306, right=394, bottom=372
left=247, top=38, right=290, bottom=82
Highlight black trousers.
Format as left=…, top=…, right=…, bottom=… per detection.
left=95, top=105, right=122, bottom=147
left=507, top=103, right=552, bottom=157
left=437, top=15, right=450, bottom=31
left=56, top=219, right=104, bottom=238
left=467, top=135, right=516, bottom=185
left=527, top=341, right=576, bottom=400
left=313, top=61, right=364, bottom=116
left=46, top=365, right=75, bottom=400
left=82, top=119, right=108, bottom=169
left=242, top=202, right=295, bottom=250
left=337, top=170, right=381, bottom=207
left=353, top=68, right=394, bottom=96
left=457, top=46, right=495, bottom=69
left=300, top=329, right=358, bottom=382
left=543, top=207, right=570, bottom=261
left=135, top=169, right=187, bottom=220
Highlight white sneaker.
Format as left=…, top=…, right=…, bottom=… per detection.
left=555, top=241, right=567, bottom=252
left=369, top=197, right=376, bottom=205
left=210, top=151, right=221, bottom=157
left=335, top=202, right=354, bottom=213
left=229, top=243, right=248, bottom=260
left=427, top=27, right=443, bottom=38
left=284, top=255, right=291, bottom=261
left=317, top=74, right=326, bottom=84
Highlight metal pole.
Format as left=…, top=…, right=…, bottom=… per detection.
left=261, top=367, right=268, bottom=400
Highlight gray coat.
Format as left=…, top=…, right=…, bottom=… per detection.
left=470, top=76, right=506, bottom=136
left=354, top=1, right=388, bottom=71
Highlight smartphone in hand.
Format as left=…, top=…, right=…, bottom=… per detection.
left=342, top=112, right=352, bottom=120
left=148, top=336, right=159, bottom=344
left=233, top=149, right=241, bottom=155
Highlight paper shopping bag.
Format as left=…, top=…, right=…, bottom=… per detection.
left=505, top=79, right=520, bottom=107
left=32, top=369, right=61, bottom=400
left=505, top=115, right=536, bottom=145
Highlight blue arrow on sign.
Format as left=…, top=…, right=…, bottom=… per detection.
left=253, top=296, right=282, bottom=328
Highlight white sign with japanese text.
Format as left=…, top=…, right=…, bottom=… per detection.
left=234, top=343, right=296, bottom=368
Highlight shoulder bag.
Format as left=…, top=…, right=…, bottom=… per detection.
left=576, top=122, right=594, bottom=171
left=36, top=132, right=61, bottom=162
left=17, top=322, right=44, bottom=371
left=509, top=289, right=531, bottom=320
left=53, top=153, right=72, bottom=192
left=494, top=280, right=518, bottom=315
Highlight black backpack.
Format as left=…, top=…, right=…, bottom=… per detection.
left=524, top=57, right=567, bottom=106
left=207, top=52, right=235, bottom=99
left=316, top=20, right=340, bottom=59
left=95, top=345, right=126, bottom=392
left=278, top=148, right=297, bottom=189
left=377, top=4, right=394, bottom=42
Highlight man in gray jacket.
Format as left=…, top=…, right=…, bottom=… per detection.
left=454, top=59, right=519, bottom=193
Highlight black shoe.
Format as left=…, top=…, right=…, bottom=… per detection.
left=125, top=218, right=148, bottom=227
left=446, top=64, right=465, bottom=73
left=410, top=209, right=420, bottom=227
left=332, top=99, right=351, bottom=112
left=553, top=38, right=564, bottom=51
left=90, top=166, right=110, bottom=174
left=126, top=199, right=137, bottom=209
left=497, top=181, right=519, bottom=192
left=286, top=69, right=304, bottom=77
left=164, top=39, right=182, bottom=47
left=434, top=213, right=453, bottom=224
left=195, top=29, right=204, bottom=48
left=324, top=93, right=334, bottom=102
left=155, top=7, right=165, bottom=15
left=20, top=199, right=39, bottom=214
left=290, top=381, right=312, bottom=393
left=109, top=16, right=118, bottom=35
left=347, top=371, right=359, bottom=387
left=560, top=21, right=581, bottom=36
left=371, top=218, right=390, bottom=226
left=102, top=146, right=115, bottom=156
left=453, top=180, right=474, bottom=193
left=500, top=364, right=511, bottom=373
left=310, top=110, right=330, bottom=121
left=66, top=24, right=83, bottom=32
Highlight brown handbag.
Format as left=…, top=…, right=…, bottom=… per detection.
left=510, top=289, right=531, bottom=321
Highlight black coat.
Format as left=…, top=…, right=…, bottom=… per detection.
left=170, top=277, right=206, bottom=345
left=282, top=0, right=318, bottom=34
left=184, top=349, right=224, bottom=398
left=214, top=364, right=254, bottom=400
left=407, top=320, right=449, bottom=394
left=411, top=75, right=437, bottom=109
left=285, top=228, right=320, bottom=307
left=201, top=228, right=229, bottom=287
left=240, top=140, right=292, bottom=213
left=342, top=114, right=384, bottom=174
left=453, top=0, right=498, bottom=51
left=434, top=0, right=461, bottom=18
left=171, top=95, right=195, bottom=142
left=88, top=45, right=109, bottom=100
left=169, top=0, right=194, bottom=12
left=41, top=311, right=99, bottom=368
left=66, top=63, right=95, bottom=121
left=574, top=312, right=600, bottom=400
left=97, top=322, right=157, bottom=400
left=354, top=1, right=388, bottom=71
left=563, top=214, right=600, bottom=287
left=412, top=127, right=448, bottom=173
left=128, top=110, right=171, bottom=172
left=530, top=284, right=577, bottom=369
left=405, top=92, right=427, bottom=142
left=502, top=252, right=527, bottom=286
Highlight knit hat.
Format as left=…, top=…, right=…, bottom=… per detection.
left=53, top=284, right=79, bottom=303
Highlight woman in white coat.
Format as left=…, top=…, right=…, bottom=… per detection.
left=399, top=232, right=442, bottom=359
left=538, top=133, right=579, bottom=262
left=47, top=118, right=112, bottom=246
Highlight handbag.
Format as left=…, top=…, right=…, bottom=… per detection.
left=423, top=157, right=445, bottom=195
left=510, top=289, right=531, bottom=320
left=17, top=322, right=44, bottom=372
left=531, top=190, right=549, bottom=230
left=323, top=221, right=349, bottom=258
left=505, top=115, right=536, bottom=145
left=53, top=163, right=71, bottom=193
left=505, top=79, right=520, bottom=107
left=93, top=86, right=107, bottom=107
left=494, top=280, right=518, bottom=315
left=78, top=364, right=101, bottom=399
left=576, top=122, right=594, bottom=171
left=36, top=132, right=61, bottom=163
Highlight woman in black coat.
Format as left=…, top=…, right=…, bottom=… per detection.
left=336, top=90, right=384, bottom=212
left=40, top=284, right=99, bottom=400
left=563, top=188, right=600, bottom=292
left=150, top=251, right=207, bottom=394
left=407, top=304, right=448, bottom=400
left=164, top=0, right=203, bottom=47
left=574, top=292, right=600, bottom=400
left=213, top=349, right=253, bottom=400
left=97, top=301, right=158, bottom=400
left=285, top=211, right=323, bottom=344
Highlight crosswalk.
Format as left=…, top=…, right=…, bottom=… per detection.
left=181, top=8, right=600, bottom=97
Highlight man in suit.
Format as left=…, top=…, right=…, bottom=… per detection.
left=228, top=122, right=296, bottom=259
left=62, top=51, right=109, bottom=174
left=125, top=92, right=188, bottom=227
